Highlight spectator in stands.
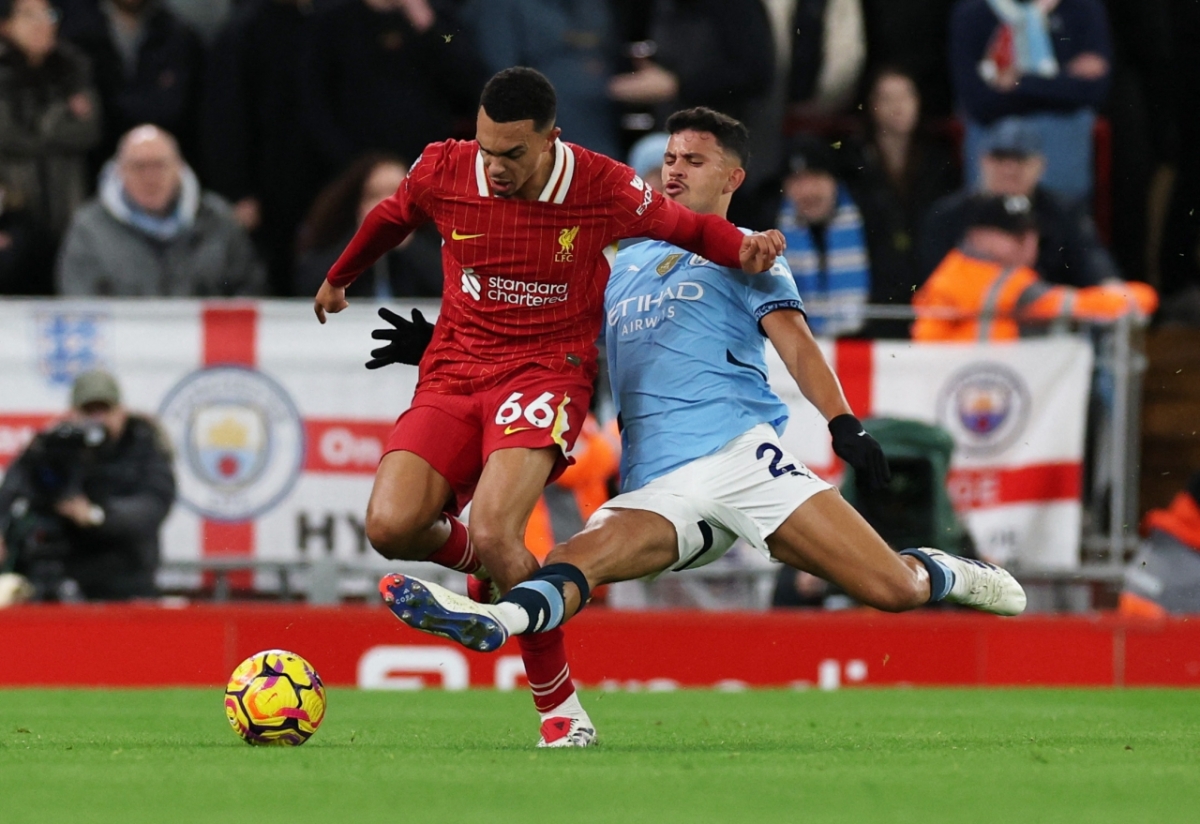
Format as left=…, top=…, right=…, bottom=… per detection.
left=298, top=0, right=487, bottom=177
left=949, top=0, right=1113, bottom=203
left=607, top=0, right=774, bottom=128
left=0, top=369, right=175, bottom=601
left=294, top=152, right=441, bottom=299
left=0, top=170, right=54, bottom=294
left=774, top=135, right=871, bottom=337
left=627, top=131, right=669, bottom=192
left=912, top=193, right=1155, bottom=342
left=788, top=0, right=867, bottom=117
left=850, top=67, right=959, bottom=337
left=203, top=0, right=323, bottom=295
left=57, top=0, right=205, bottom=170
left=1160, top=0, right=1200, bottom=302
left=861, top=0, right=956, bottom=118
left=1101, top=0, right=1176, bottom=283
left=0, top=0, right=101, bottom=237
left=162, top=0, right=231, bottom=41
left=57, top=124, right=265, bottom=296
left=919, top=118, right=1119, bottom=288
left=460, top=0, right=621, bottom=159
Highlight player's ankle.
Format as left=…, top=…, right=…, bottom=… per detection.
left=492, top=601, right=530, bottom=634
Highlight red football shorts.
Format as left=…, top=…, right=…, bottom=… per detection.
left=384, top=367, right=594, bottom=514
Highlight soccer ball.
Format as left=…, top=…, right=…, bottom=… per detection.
left=224, top=649, right=327, bottom=745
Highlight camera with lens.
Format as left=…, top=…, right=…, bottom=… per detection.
left=3, top=420, right=108, bottom=601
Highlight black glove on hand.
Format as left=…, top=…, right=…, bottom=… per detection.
left=366, top=307, right=435, bottom=369
left=828, top=414, right=892, bottom=490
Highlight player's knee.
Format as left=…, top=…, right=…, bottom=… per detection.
left=364, top=505, right=427, bottom=560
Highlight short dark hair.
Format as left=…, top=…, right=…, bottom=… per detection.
left=480, top=67, right=557, bottom=132
left=665, top=107, right=750, bottom=166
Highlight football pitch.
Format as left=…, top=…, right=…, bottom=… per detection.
left=2, top=688, right=1197, bottom=824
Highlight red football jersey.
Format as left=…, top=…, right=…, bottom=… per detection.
left=327, top=139, right=745, bottom=394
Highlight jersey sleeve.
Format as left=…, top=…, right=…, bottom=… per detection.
left=605, top=163, right=745, bottom=269
left=740, top=254, right=805, bottom=324
left=324, top=144, right=440, bottom=288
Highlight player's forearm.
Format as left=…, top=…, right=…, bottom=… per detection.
left=659, top=206, right=743, bottom=269
left=765, top=312, right=852, bottom=422
left=325, top=198, right=415, bottom=288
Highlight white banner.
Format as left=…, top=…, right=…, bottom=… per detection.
left=768, top=338, right=1093, bottom=569
left=0, top=300, right=1093, bottom=586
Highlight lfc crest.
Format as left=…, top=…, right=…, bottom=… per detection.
left=555, top=225, right=580, bottom=263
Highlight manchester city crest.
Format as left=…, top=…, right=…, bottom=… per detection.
left=936, top=363, right=1031, bottom=458
left=158, top=367, right=305, bottom=520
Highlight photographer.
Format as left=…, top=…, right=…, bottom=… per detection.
left=0, top=370, right=175, bottom=601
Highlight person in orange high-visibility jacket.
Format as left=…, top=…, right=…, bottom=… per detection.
left=523, top=414, right=620, bottom=561
left=913, top=194, right=1156, bottom=342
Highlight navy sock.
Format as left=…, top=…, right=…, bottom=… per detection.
left=900, top=548, right=955, bottom=602
left=501, top=563, right=591, bottom=634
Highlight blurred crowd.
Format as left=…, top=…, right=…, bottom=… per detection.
left=1, top=0, right=1198, bottom=334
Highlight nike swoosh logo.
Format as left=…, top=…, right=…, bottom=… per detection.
left=857, top=431, right=867, bottom=437
left=504, top=425, right=531, bottom=435
left=451, top=229, right=485, bottom=240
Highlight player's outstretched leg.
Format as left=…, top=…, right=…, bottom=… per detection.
left=900, top=548, right=1026, bottom=616
left=379, top=574, right=510, bottom=652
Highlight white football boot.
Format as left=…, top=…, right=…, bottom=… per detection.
left=537, top=711, right=597, bottom=748
left=922, top=549, right=1027, bottom=616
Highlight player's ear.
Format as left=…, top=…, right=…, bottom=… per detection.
left=723, top=166, right=746, bottom=195
left=546, top=126, right=562, bottom=147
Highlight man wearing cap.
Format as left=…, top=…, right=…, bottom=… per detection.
left=775, top=135, right=871, bottom=336
left=0, top=369, right=175, bottom=601
left=918, top=117, right=1119, bottom=289
left=912, top=192, right=1154, bottom=341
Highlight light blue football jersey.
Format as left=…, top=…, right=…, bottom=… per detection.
left=606, top=238, right=804, bottom=492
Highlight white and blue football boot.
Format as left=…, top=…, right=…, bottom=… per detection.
left=923, top=549, right=1027, bottom=616
left=379, top=573, right=510, bottom=652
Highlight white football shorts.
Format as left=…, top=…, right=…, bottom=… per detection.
left=597, top=423, right=833, bottom=574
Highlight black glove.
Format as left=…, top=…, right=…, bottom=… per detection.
left=366, top=307, right=435, bottom=369
left=828, top=414, right=891, bottom=490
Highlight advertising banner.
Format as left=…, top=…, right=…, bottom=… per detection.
left=0, top=300, right=1092, bottom=583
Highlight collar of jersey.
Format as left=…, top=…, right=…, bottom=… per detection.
left=474, top=139, right=575, bottom=203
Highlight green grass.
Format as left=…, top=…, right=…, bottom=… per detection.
left=1, top=689, right=1198, bottom=824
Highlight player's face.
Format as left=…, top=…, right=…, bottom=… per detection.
left=661, top=130, right=744, bottom=215
left=476, top=109, right=560, bottom=199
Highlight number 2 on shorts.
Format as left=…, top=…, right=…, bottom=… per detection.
left=756, top=442, right=798, bottom=478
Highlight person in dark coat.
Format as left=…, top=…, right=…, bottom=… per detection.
left=0, top=0, right=101, bottom=237
left=0, top=370, right=175, bottom=601
left=919, top=119, right=1120, bottom=288
left=848, top=67, right=960, bottom=337
left=57, top=0, right=205, bottom=171
left=607, top=0, right=774, bottom=128
left=297, top=0, right=487, bottom=175
left=202, top=0, right=324, bottom=295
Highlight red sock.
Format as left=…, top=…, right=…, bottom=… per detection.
left=424, top=517, right=482, bottom=575
left=519, top=628, right=576, bottom=713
